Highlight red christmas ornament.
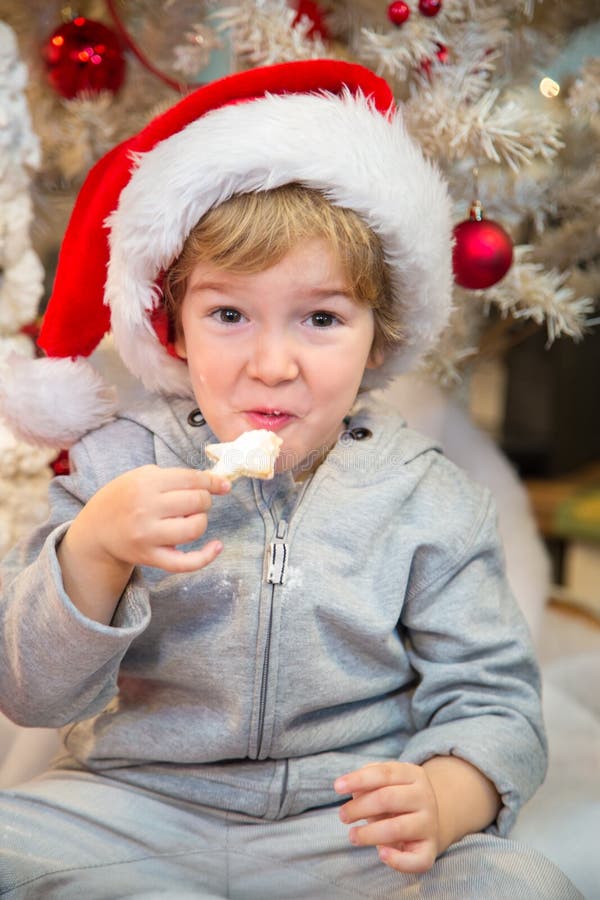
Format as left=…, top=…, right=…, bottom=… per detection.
left=387, top=1, right=411, bottom=25
left=418, top=0, right=442, bottom=16
left=452, top=202, right=513, bottom=290
left=50, top=449, right=70, bottom=477
left=292, top=1, right=330, bottom=39
left=435, top=43, right=449, bottom=63
left=420, top=42, right=449, bottom=78
left=42, top=17, right=126, bottom=99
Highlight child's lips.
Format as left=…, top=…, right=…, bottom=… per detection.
left=244, top=409, right=296, bottom=431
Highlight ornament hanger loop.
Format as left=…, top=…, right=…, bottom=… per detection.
left=104, top=0, right=196, bottom=94
left=470, top=168, right=483, bottom=220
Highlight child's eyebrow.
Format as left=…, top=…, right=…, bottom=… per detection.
left=296, top=285, right=355, bottom=304
left=187, top=278, right=234, bottom=294
left=186, top=279, right=353, bottom=299
left=309, top=285, right=352, bottom=298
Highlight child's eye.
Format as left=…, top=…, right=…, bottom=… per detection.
left=213, top=308, right=243, bottom=324
left=307, top=311, right=338, bottom=328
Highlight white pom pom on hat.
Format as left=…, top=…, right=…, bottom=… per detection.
left=0, top=59, right=453, bottom=448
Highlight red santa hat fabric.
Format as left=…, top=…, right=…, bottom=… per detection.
left=0, top=59, right=453, bottom=447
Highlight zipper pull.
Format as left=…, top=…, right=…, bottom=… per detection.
left=265, top=519, right=289, bottom=585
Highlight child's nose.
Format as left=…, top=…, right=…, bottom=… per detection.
left=246, top=333, right=299, bottom=385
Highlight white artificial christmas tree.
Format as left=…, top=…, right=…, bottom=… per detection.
left=0, top=22, right=55, bottom=557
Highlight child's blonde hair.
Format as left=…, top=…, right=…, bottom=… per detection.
left=163, top=184, right=403, bottom=359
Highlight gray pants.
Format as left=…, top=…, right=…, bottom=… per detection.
left=0, top=771, right=582, bottom=899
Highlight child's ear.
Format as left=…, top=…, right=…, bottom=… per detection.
left=366, top=346, right=385, bottom=370
left=173, top=331, right=187, bottom=360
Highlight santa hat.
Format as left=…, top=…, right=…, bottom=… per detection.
left=0, top=59, right=453, bottom=448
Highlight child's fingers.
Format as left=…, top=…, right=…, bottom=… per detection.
left=334, top=762, right=418, bottom=796
left=203, top=472, right=232, bottom=495
left=347, top=810, right=427, bottom=848
left=152, top=466, right=231, bottom=495
left=151, top=540, right=224, bottom=573
left=377, top=842, right=437, bottom=875
left=154, top=513, right=210, bottom=547
left=156, top=489, right=215, bottom=519
left=340, top=783, right=420, bottom=826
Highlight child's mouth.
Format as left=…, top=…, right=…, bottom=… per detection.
left=245, top=409, right=295, bottom=431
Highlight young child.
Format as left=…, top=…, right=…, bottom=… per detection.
left=0, top=60, right=581, bottom=898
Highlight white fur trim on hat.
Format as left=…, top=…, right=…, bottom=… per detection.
left=0, top=354, right=117, bottom=448
left=106, top=90, right=453, bottom=397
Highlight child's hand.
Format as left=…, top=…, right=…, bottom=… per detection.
left=58, top=466, right=231, bottom=624
left=81, top=465, right=231, bottom=572
left=334, top=762, right=441, bottom=874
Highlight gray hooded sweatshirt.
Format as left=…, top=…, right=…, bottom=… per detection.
left=0, top=396, right=546, bottom=835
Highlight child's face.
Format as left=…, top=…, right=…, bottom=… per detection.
left=174, top=238, right=382, bottom=475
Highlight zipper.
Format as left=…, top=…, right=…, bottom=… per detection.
left=256, top=582, right=275, bottom=758
left=256, top=518, right=289, bottom=759
left=252, top=472, right=315, bottom=760
left=266, top=519, right=289, bottom=585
